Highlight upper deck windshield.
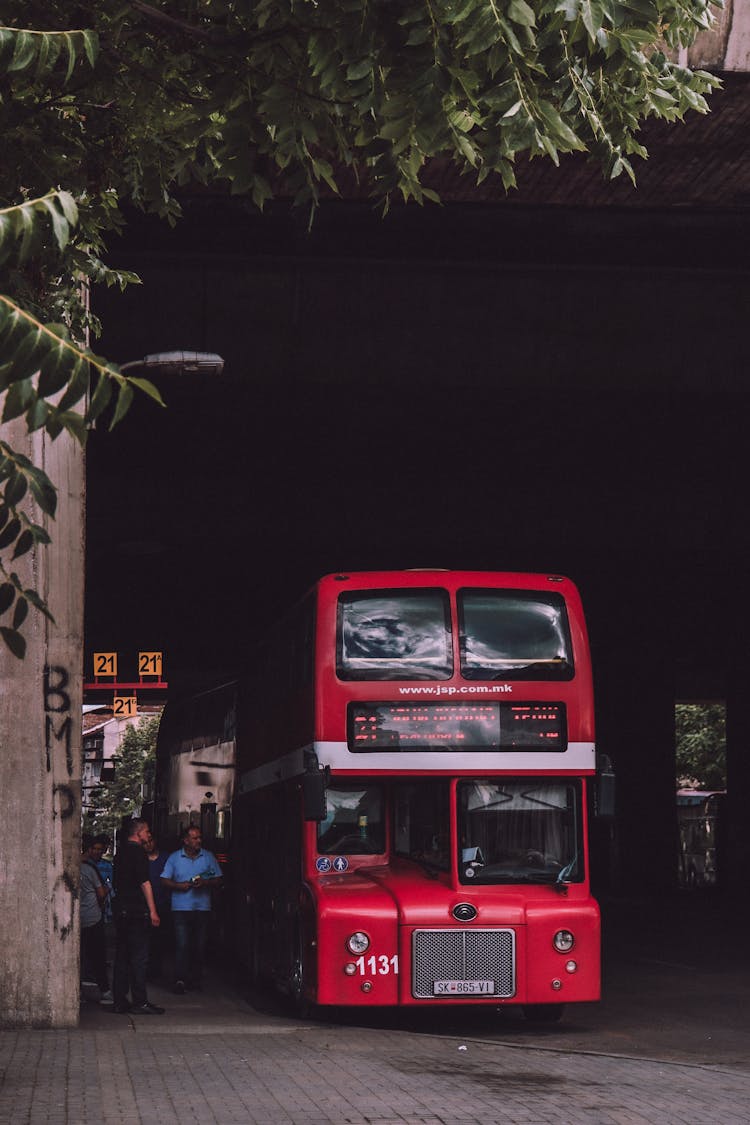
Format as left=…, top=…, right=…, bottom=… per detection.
left=458, top=780, right=582, bottom=885
left=459, top=590, right=574, bottom=680
left=337, top=590, right=452, bottom=680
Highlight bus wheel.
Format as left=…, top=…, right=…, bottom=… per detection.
left=289, top=935, right=313, bottom=1018
left=523, top=1004, right=564, bottom=1024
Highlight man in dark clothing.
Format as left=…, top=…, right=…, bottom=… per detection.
left=112, top=818, right=165, bottom=1015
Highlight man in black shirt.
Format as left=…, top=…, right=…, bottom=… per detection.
left=112, top=818, right=165, bottom=1015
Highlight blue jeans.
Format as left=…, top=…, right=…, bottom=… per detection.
left=172, top=911, right=209, bottom=986
left=113, top=913, right=150, bottom=1007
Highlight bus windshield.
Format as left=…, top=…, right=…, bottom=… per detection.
left=457, top=780, right=582, bottom=885
left=458, top=590, right=574, bottom=680
left=337, top=590, right=452, bottom=680
left=394, top=779, right=451, bottom=872
left=317, top=783, right=386, bottom=855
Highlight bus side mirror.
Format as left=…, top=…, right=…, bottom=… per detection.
left=595, top=754, right=616, bottom=820
left=302, top=768, right=327, bottom=821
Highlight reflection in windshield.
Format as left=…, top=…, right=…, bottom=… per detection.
left=337, top=590, right=452, bottom=680
left=458, top=780, right=581, bottom=884
left=317, top=784, right=385, bottom=855
left=459, top=590, right=573, bottom=680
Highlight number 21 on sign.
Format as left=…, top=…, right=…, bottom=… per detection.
left=138, top=651, right=163, bottom=678
left=113, top=695, right=137, bottom=718
left=93, top=652, right=117, bottom=677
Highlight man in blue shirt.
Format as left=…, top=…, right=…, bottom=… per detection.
left=161, top=825, right=222, bottom=994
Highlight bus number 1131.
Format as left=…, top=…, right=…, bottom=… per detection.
left=354, top=954, right=399, bottom=976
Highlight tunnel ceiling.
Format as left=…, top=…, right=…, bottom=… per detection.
left=85, top=74, right=750, bottom=694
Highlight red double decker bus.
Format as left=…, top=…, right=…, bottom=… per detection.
left=226, top=570, right=605, bottom=1021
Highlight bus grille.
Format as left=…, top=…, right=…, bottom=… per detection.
left=412, top=928, right=516, bottom=999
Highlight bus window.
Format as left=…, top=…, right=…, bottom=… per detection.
left=317, top=784, right=385, bottom=855
left=458, top=590, right=574, bottom=680
left=394, top=780, right=450, bottom=872
left=337, top=590, right=452, bottom=680
left=457, top=780, right=582, bottom=885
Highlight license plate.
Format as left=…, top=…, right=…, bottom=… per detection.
left=433, top=979, right=495, bottom=996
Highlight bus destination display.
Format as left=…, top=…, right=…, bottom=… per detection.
left=348, top=702, right=566, bottom=752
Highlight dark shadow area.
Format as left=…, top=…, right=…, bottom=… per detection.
left=85, top=193, right=750, bottom=896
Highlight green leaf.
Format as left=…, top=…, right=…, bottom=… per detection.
left=26, top=398, right=50, bottom=434
left=11, top=529, right=34, bottom=560
left=508, top=0, right=537, bottom=27
left=580, top=0, right=605, bottom=40
left=56, top=410, right=88, bottom=445
left=23, top=586, right=54, bottom=621
left=27, top=523, right=51, bottom=546
left=85, top=373, right=114, bottom=424
left=2, top=379, right=36, bottom=423
left=0, top=517, right=21, bottom=550
left=346, top=59, right=372, bottom=82
left=82, top=29, right=98, bottom=67
left=55, top=358, right=90, bottom=412
left=0, top=626, right=26, bottom=660
left=27, top=470, right=57, bottom=518
left=406, top=25, right=432, bottom=45
left=0, top=583, right=14, bottom=616
left=37, top=348, right=75, bottom=399
left=109, top=382, right=134, bottom=430
left=9, top=31, right=36, bottom=73
left=127, top=377, right=166, bottom=407
left=12, top=597, right=28, bottom=630
left=4, top=471, right=27, bottom=507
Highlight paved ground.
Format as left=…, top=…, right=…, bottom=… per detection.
left=1, top=892, right=749, bottom=1124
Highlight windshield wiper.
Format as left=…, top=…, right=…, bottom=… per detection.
left=486, top=660, right=572, bottom=680
left=554, top=855, right=578, bottom=893
left=467, top=867, right=558, bottom=885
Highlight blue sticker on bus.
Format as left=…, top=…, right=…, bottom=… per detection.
left=333, top=856, right=349, bottom=872
left=315, top=857, right=332, bottom=873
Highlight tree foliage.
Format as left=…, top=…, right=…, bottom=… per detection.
left=675, top=703, right=726, bottom=790
left=84, top=713, right=161, bottom=839
left=0, top=0, right=722, bottom=652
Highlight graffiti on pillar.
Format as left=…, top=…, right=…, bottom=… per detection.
left=43, top=665, right=79, bottom=943
left=51, top=871, right=77, bottom=941
left=44, top=665, right=73, bottom=776
left=53, top=784, right=77, bottom=820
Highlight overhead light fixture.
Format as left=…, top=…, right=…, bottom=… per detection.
left=120, top=351, right=225, bottom=376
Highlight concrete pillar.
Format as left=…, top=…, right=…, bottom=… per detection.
left=724, top=616, right=750, bottom=899
left=588, top=570, right=677, bottom=896
left=0, top=419, right=84, bottom=1027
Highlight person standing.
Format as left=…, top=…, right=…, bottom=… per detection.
left=80, top=835, right=113, bottom=1005
left=112, top=818, right=165, bottom=1015
left=161, top=826, right=222, bottom=993
left=94, top=834, right=114, bottom=923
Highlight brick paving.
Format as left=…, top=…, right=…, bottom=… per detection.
left=1, top=1017, right=749, bottom=1125
left=3, top=894, right=750, bottom=1124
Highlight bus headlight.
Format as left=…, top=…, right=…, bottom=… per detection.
left=346, top=932, right=370, bottom=955
left=553, top=929, right=575, bottom=953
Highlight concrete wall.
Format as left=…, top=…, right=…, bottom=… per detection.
left=0, top=421, right=84, bottom=1027
left=693, top=0, right=750, bottom=70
